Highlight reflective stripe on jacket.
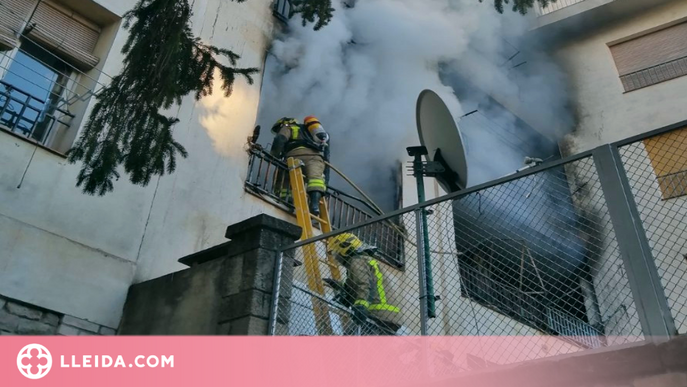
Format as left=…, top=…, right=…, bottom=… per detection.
left=345, top=255, right=402, bottom=327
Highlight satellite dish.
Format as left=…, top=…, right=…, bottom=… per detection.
left=416, top=89, right=469, bottom=193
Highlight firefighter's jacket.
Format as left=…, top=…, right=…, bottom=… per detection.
left=343, top=254, right=403, bottom=327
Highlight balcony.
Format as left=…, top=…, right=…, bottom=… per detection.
left=244, top=145, right=406, bottom=268
left=530, top=0, right=678, bottom=38
left=535, top=0, right=589, bottom=16
left=0, top=79, right=74, bottom=145
left=0, top=38, right=103, bottom=152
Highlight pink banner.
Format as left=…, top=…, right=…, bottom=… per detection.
left=0, top=336, right=646, bottom=387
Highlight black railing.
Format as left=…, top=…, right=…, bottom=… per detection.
left=535, top=0, right=588, bottom=15
left=0, top=80, right=74, bottom=144
left=460, top=264, right=604, bottom=349
left=245, top=146, right=405, bottom=267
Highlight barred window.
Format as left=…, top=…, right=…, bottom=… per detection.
left=0, top=0, right=106, bottom=151
left=643, top=127, right=687, bottom=200
left=610, top=22, right=687, bottom=92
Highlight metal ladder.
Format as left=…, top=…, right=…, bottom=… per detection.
left=286, top=157, right=349, bottom=335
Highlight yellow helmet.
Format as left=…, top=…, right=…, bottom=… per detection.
left=271, top=117, right=298, bottom=134
left=327, top=233, right=363, bottom=258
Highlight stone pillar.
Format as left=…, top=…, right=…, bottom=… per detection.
left=118, top=214, right=300, bottom=335
left=210, top=215, right=300, bottom=335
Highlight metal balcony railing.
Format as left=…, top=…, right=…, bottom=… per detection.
left=0, top=79, right=74, bottom=144
left=270, top=122, right=687, bottom=375
left=535, top=0, right=588, bottom=16
left=245, top=146, right=405, bottom=267
left=0, top=18, right=108, bottom=149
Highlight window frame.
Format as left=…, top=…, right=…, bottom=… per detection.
left=0, top=39, right=76, bottom=151
left=0, top=0, right=113, bottom=154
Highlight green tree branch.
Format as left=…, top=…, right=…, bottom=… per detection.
left=68, top=0, right=550, bottom=195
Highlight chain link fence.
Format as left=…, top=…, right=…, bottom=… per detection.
left=619, top=126, right=687, bottom=334
left=269, top=124, right=687, bottom=372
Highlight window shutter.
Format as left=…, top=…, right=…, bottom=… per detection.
left=25, top=0, right=101, bottom=71
left=643, top=127, right=687, bottom=200
left=610, top=22, right=687, bottom=92
left=0, top=0, right=37, bottom=50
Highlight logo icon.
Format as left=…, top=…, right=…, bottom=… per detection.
left=17, top=344, right=52, bottom=380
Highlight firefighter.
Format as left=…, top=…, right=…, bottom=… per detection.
left=325, top=233, right=403, bottom=336
left=270, top=116, right=329, bottom=216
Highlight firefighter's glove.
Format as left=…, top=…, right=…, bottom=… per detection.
left=352, top=304, right=368, bottom=325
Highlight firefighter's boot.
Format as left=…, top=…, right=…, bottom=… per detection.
left=308, top=191, right=322, bottom=217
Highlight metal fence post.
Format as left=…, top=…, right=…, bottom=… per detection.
left=415, top=209, right=429, bottom=336
left=268, top=250, right=284, bottom=336
left=593, top=144, right=677, bottom=340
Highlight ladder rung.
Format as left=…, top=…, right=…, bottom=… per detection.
left=309, top=214, right=330, bottom=225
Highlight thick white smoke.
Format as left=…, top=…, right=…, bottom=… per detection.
left=257, top=0, right=572, bottom=210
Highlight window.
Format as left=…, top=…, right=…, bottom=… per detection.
left=610, top=22, right=687, bottom=92
left=244, top=145, right=406, bottom=268
left=1, top=40, right=71, bottom=144
left=457, top=238, right=603, bottom=348
left=643, top=127, right=687, bottom=200
left=0, top=0, right=104, bottom=150
left=273, top=0, right=292, bottom=24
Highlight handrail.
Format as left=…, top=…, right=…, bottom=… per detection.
left=244, top=145, right=405, bottom=267
left=0, top=82, right=75, bottom=120
left=0, top=81, right=75, bottom=143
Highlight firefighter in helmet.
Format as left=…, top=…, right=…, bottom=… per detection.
left=270, top=116, right=329, bottom=216
left=325, top=233, right=403, bottom=335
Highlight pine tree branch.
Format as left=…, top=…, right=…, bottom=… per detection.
left=68, top=0, right=257, bottom=195
left=67, top=0, right=550, bottom=196
left=290, top=0, right=334, bottom=31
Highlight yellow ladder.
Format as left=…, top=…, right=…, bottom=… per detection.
left=287, top=157, right=347, bottom=335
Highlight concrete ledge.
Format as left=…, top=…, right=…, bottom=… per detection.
left=225, top=214, right=301, bottom=241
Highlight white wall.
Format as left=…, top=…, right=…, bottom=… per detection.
left=556, top=0, right=687, bottom=155
left=0, top=0, right=282, bottom=329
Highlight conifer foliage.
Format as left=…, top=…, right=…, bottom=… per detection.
left=68, top=0, right=259, bottom=195
left=67, top=0, right=546, bottom=196
left=291, top=0, right=334, bottom=30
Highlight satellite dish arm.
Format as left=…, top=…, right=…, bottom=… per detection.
left=433, top=149, right=462, bottom=193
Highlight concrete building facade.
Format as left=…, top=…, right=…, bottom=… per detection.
left=538, top=0, right=687, bottom=335
left=0, top=0, right=684, bottom=347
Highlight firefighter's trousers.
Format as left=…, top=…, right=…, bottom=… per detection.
left=285, top=148, right=327, bottom=193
